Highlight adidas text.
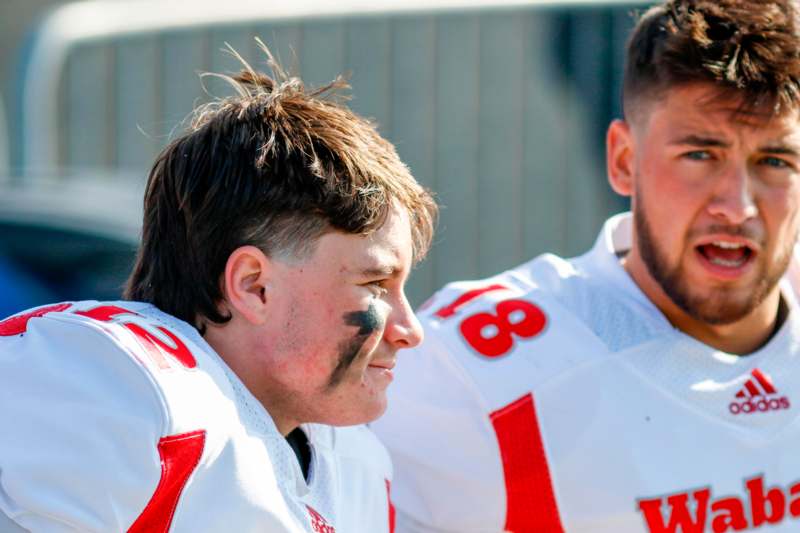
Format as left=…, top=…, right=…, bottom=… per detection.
left=729, top=396, right=790, bottom=415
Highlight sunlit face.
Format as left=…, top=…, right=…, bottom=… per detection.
left=257, top=204, right=423, bottom=429
left=622, top=84, right=800, bottom=324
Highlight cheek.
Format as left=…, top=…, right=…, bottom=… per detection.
left=639, top=152, right=709, bottom=203
left=773, top=209, right=800, bottom=254
left=342, top=303, right=385, bottom=336
left=761, top=187, right=800, bottom=239
left=642, top=161, right=711, bottom=222
left=344, top=304, right=388, bottom=361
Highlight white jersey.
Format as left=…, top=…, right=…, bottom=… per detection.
left=372, top=213, right=800, bottom=533
left=0, top=300, right=394, bottom=533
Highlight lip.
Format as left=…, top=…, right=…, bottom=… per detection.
left=367, top=357, right=396, bottom=382
left=692, top=245, right=757, bottom=281
left=366, top=362, right=395, bottom=384
left=693, top=234, right=761, bottom=253
left=367, top=359, right=396, bottom=371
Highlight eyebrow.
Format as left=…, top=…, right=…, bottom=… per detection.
left=669, top=135, right=730, bottom=148
left=669, top=135, right=800, bottom=157
left=759, top=145, right=800, bottom=157
left=358, top=265, right=399, bottom=278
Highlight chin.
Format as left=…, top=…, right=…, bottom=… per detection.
left=365, top=398, right=389, bottom=423
left=352, top=399, right=388, bottom=426
left=320, top=399, right=388, bottom=427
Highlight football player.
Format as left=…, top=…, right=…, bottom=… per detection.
left=0, top=44, right=437, bottom=532
left=372, top=1, right=800, bottom=531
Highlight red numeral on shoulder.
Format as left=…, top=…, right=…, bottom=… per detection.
left=124, top=323, right=196, bottom=370
left=0, top=303, right=72, bottom=336
left=76, top=305, right=196, bottom=369
left=434, top=284, right=508, bottom=318
left=435, top=285, right=547, bottom=358
left=1, top=303, right=196, bottom=370
left=460, top=299, right=546, bottom=358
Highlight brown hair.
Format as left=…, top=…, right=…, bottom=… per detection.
left=623, top=0, right=800, bottom=119
left=125, top=42, right=437, bottom=330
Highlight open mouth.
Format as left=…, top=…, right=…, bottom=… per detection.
left=696, top=241, right=755, bottom=269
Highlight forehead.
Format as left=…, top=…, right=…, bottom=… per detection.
left=641, top=84, right=800, bottom=140
left=312, top=205, right=413, bottom=273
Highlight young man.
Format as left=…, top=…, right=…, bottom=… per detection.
left=372, top=1, right=800, bottom=531
left=0, top=48, right=437, bottom=532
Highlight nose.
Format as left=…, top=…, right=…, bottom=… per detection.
left=706, top=164, right=758, bottom=225
left=384, top=292, right=424, bottom=349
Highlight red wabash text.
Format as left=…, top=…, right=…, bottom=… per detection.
left=639, top=475, right=800, bottom=532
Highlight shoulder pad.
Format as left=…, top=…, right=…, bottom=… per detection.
left=419, top=286, right=607, bottom=411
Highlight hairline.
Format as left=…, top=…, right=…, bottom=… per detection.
left=624, top=80, right=800, bottom=132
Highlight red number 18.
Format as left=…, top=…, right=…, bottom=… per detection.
left=434, top=285, right=547, bottom=358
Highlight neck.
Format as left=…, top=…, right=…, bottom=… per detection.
left=203, top=320, right=299, bottom=436
left=668, top=294, right=783, bottom=354
left=623, top=251, right=784, bottom=355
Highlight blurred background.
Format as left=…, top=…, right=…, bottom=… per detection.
left=0, top=0, right=650, bottom=318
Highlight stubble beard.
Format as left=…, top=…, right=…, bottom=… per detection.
left=634, top=204, right=791, bottom=326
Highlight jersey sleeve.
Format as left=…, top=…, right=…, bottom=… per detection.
left=371, top=321, right=508, bottom=533
left=0, top=311, right=168, bottom=532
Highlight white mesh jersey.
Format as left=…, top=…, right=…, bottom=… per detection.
left=0, top=300, right=394, bottom=533
left=372, top=213, right=800, bottom=533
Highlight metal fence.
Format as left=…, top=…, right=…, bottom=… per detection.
left=16, top=0, right=650, bottom=304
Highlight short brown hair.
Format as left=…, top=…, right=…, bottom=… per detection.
left=623, top=0, right=800, bottom=119
left=125, top=43, right=437, bottom=329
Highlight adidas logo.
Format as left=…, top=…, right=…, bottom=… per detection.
left=728, top=368, right=790, bottom=415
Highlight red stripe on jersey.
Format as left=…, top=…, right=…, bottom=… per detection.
left=745, top=380, right=761, bottom=397
left=434, top=284, right=508, bottom=318
left=128, top=430, right=205, bottom=533
left=0, top=303, right=72, bottom=336
left=490, top=393, right=564, bottom=533
left=386, top=480, right=396, bottom=533
left=752, top=368, right=777, bottom=394
left=74, top=305, right=134, bottom=322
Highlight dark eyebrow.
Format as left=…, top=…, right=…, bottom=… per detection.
left=760, top=145, right=800, bottom=157
left=669, top=135, right=730, bottom=148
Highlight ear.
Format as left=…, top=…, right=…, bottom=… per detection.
left=606, top=119, right=635, bottom=197
left=221, top=245, right=271, bottom=325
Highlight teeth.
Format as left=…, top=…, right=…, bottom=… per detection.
left=712, top=241, right=744, bottom=249
left=710, top=257, right=745, bottom=267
